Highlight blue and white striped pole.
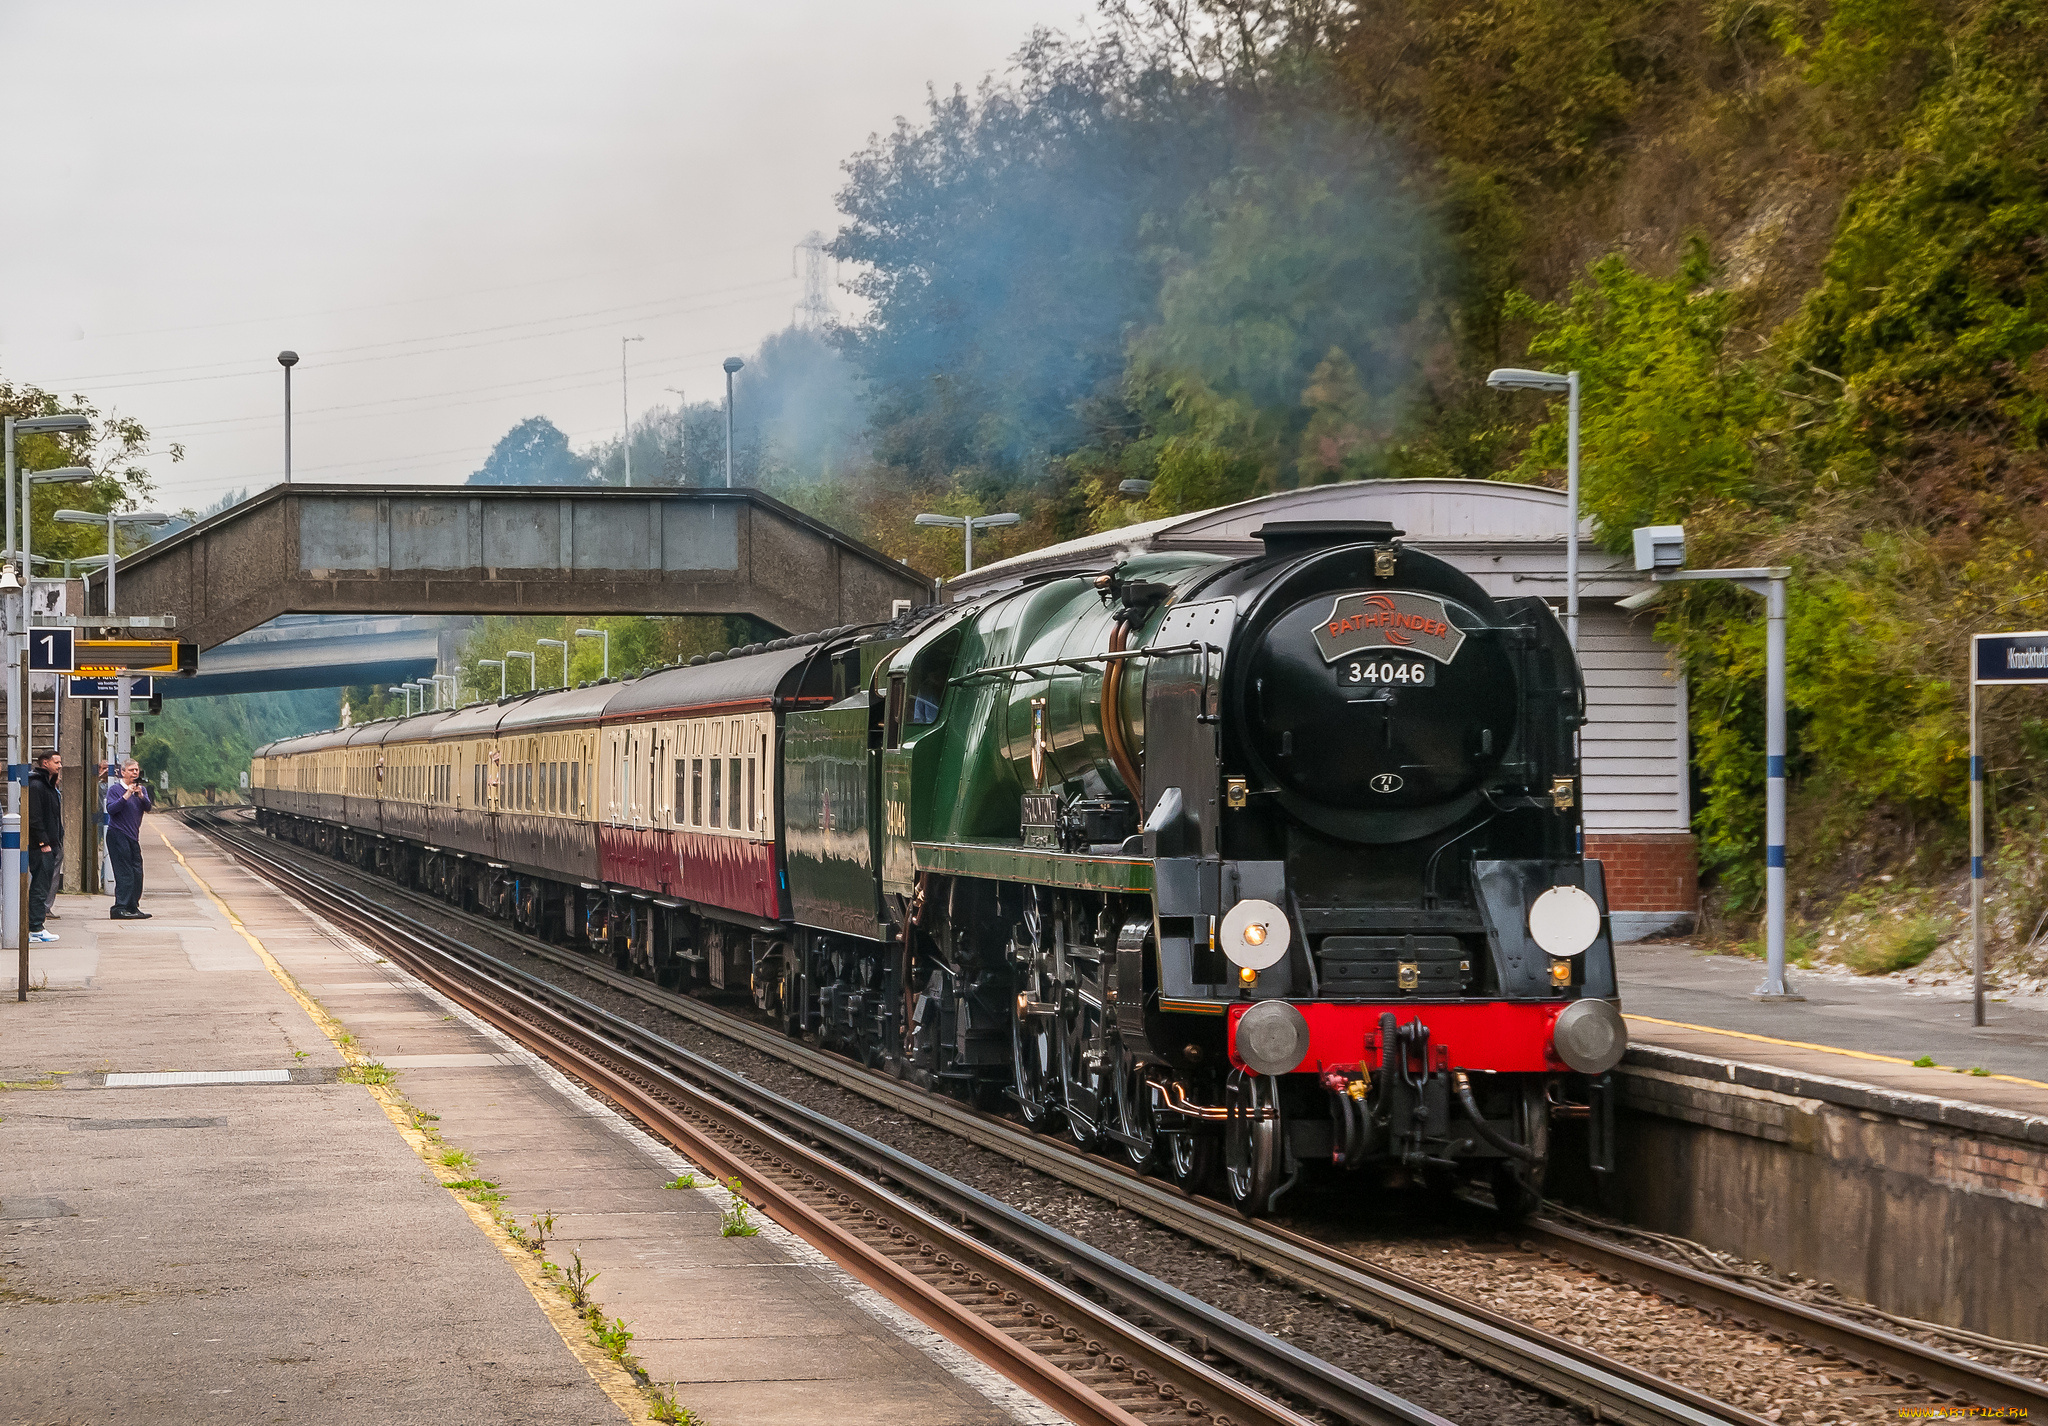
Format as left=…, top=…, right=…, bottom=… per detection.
left=1755, top=574, right=1795, bottom=999
left=1970, top=669, right=1984, bottom=1028
left=3, top=812, right=18, bottom=966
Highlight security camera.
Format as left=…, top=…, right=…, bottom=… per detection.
left=1632, top=524, right=1686, bottom=573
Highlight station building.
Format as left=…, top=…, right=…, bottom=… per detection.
left=953, top=478, right=1696, bottom=943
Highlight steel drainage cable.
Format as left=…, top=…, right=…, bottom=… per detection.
left=220, top=829, right=1451, bottom=1426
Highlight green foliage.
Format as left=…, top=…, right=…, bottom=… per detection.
left=337, top=1060, right=395, bottom=1086
left=1506, top=239, right=1776, bottom=542
left=719, top=1177, right=759, bottom=1238
left=150, top=688, right=338, bottom=796
left=649, top=1385, right=702, bottom=1426
left=1842, top=913, right=1946, bottom=974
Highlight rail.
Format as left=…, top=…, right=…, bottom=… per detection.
left=189, top=811, right=1443, bottom=1426
left=191, top=809, right=1781, bottom=1426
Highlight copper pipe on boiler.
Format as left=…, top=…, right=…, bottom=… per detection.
left=1099, top=620, right=1143, bottom=803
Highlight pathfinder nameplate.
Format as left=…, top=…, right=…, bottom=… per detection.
left=1314, top=591, right=1466, bottom=666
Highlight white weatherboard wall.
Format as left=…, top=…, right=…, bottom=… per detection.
left=1578, top=605, right=1687, bottom=834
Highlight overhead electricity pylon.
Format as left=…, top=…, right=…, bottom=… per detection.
left=793, top=231, right=836, bottom=330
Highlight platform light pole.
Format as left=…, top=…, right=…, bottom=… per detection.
left=478, top=659, right=506, bottom=699
left=6, top=414, right=91, bottom=820
left=505, top=650, right=535, bottom=694
left=536, top=637, right=568, bottom=688
left=575, top=627, right=609, bottom=680
left=913, top=511, right=1022, bottom=576
left=1489, top=367, right=1581, bottom=648
left=621, top=336, right=644, bottom=486
left=722, top=357, right=743, bottom=487
left=1634, top=523, right=1799, bottom=1002
left=278, top=351, right=299, bottom=483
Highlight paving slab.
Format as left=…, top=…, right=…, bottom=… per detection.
left=1619, top=942, right=2048, bottom=1117
left=0, top=815, right=1057, bottom=1426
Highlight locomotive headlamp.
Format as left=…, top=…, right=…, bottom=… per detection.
left=1221, top=898, right=1290, bottom=970
left=1235, top=1000, right=1311, bottom=1076
left=1552, top=998, right=1628, bottom=1074
left=1528, top=885, right=1601, bottom=958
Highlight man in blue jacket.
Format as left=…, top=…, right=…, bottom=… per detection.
left=105, top=758, right=152, bottom=920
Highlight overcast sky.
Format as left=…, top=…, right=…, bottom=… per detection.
left=0, top=1, right=1086, bottom=512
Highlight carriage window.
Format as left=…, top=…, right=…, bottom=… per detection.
left=728, top=757, right=742, bottom=830
left=571, top=759, right=580, bottom=809
left=674, top=758, right=686, bottom=817
left=691, top=758, right=703, bottom=826
left=709, top=756, right=723, bottom=828
left=746, top=755, right=757, bottom=832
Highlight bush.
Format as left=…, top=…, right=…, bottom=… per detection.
left=1843, top=914, right=1945, bottom=975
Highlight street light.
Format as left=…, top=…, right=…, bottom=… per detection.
left=387, top=684, right=416, bottom=716
left=477, top=659, right=506, bottom=699
left=505, top=650, right=535, bottom=693
left=3, top=412, right=89, bottom=988
left=621, top=336, right=645, bottom=486
left=278, top=351, right=299, bottom=483
left=1118, top=479, right=1154, bottom=496
left=575, top=627, right=609, bottom=680
left=1489, top=367, right=1581, bottom=649
left=536, top=637, right=568, bottom=688
left=53, top=507, right=172, bottom=617
left=723, top=357, right=743, bottom=487
left=914, top=511, right=1022, bottom=575
left=1633, top=523, right=1798, bottom=1002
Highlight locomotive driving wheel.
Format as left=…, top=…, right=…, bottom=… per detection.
left=1222, top=1071, right=1280, bottom=1213
left=1111, top=1045, right=1159, bottom=1171
left=1009, top=996, right=1058, bottom=1128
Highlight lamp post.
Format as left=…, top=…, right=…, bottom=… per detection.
left=1634, top=523, right=1799, bottom=1002
left=387, top=685, right=415, bottom=716
left=621, top=336, right=644, bottom=486
left=536, top=637, right=568, bottom=688
left=54, top=506, right=170, bottom=774
left=478, top=659, right=506, bottom=699
left=505, top=650, right=535, bottom=693
left=575, top=627, right=609, bottom=680
left=722, top=357, right=743, bottom=488
left=278, top=351, right=299, bottom=483
left=913, top=511, right=1022, bottom=575
left=1488, top=367, right=1581, bottom=649
left=5, top=415, right=91, bottom=870
left=1118, top=479, right=1153, bottom=496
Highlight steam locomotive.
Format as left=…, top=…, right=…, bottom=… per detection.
left=252, top=518, right=1626, bottom=1216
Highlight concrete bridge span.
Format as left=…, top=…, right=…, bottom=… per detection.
left=98, top=485, right=932, bottom=651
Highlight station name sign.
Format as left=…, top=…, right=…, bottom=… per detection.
left=1973, top=631, right=2048, bottom=685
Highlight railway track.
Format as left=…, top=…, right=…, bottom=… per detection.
left=193, top=808, right=2043, bottom=1423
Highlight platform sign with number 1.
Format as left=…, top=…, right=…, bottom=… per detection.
left=1968, top=631, right=2048, bottom=1027
left=27, top=627, right=73, bottom=673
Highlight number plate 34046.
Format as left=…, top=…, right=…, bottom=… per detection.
left=1340, top=659, right=1435, bottom=688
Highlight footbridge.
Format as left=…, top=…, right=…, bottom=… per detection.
left=97, top=485, right=932, bottom=651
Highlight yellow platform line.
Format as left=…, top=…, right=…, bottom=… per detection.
left=158, top=830, right=648, bottom=1423
left=1624, top=1012, right=2048, bottom=1092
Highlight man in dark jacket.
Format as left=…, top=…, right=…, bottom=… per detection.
left=105, top=758, right=152, bottom=920
left=26, top=750, right=61, bottom=942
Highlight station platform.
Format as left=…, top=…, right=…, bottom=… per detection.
left=1, top=817, right=1047, bottom=1426
left=1617, top=942, right=2048, bottom=1119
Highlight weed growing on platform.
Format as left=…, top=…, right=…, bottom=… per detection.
left=1972, top=1066, right=1991, bottom=1076
left=291, top=1049, right=308, bottom=1061
left=1913, top=1055, right=1937, bottom=1067
left=338, top=1060, right=394, bottom=1086
left=509, top=1210, right=554, bottom=1255
left=719, top=1178, right=758, bottom=1238
left=663, top=1173, right=699, bottom=1190
left=560, top=1250, right=600, bottom=1310
left=589, top=1310, right=634, bottom=1365
left=439, top=1148, right=474, bottom=1170
left=649, top=1385, right=701, bottom=1425
left=0, top=1070, right=65, bottom=1091
left=447, top=1178, right=506, bottom=1210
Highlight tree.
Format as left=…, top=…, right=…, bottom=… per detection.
left=467, top=417, right=592, bottom=486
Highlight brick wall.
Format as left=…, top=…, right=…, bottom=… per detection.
left=1586, top=831, right=1697, bottom=912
